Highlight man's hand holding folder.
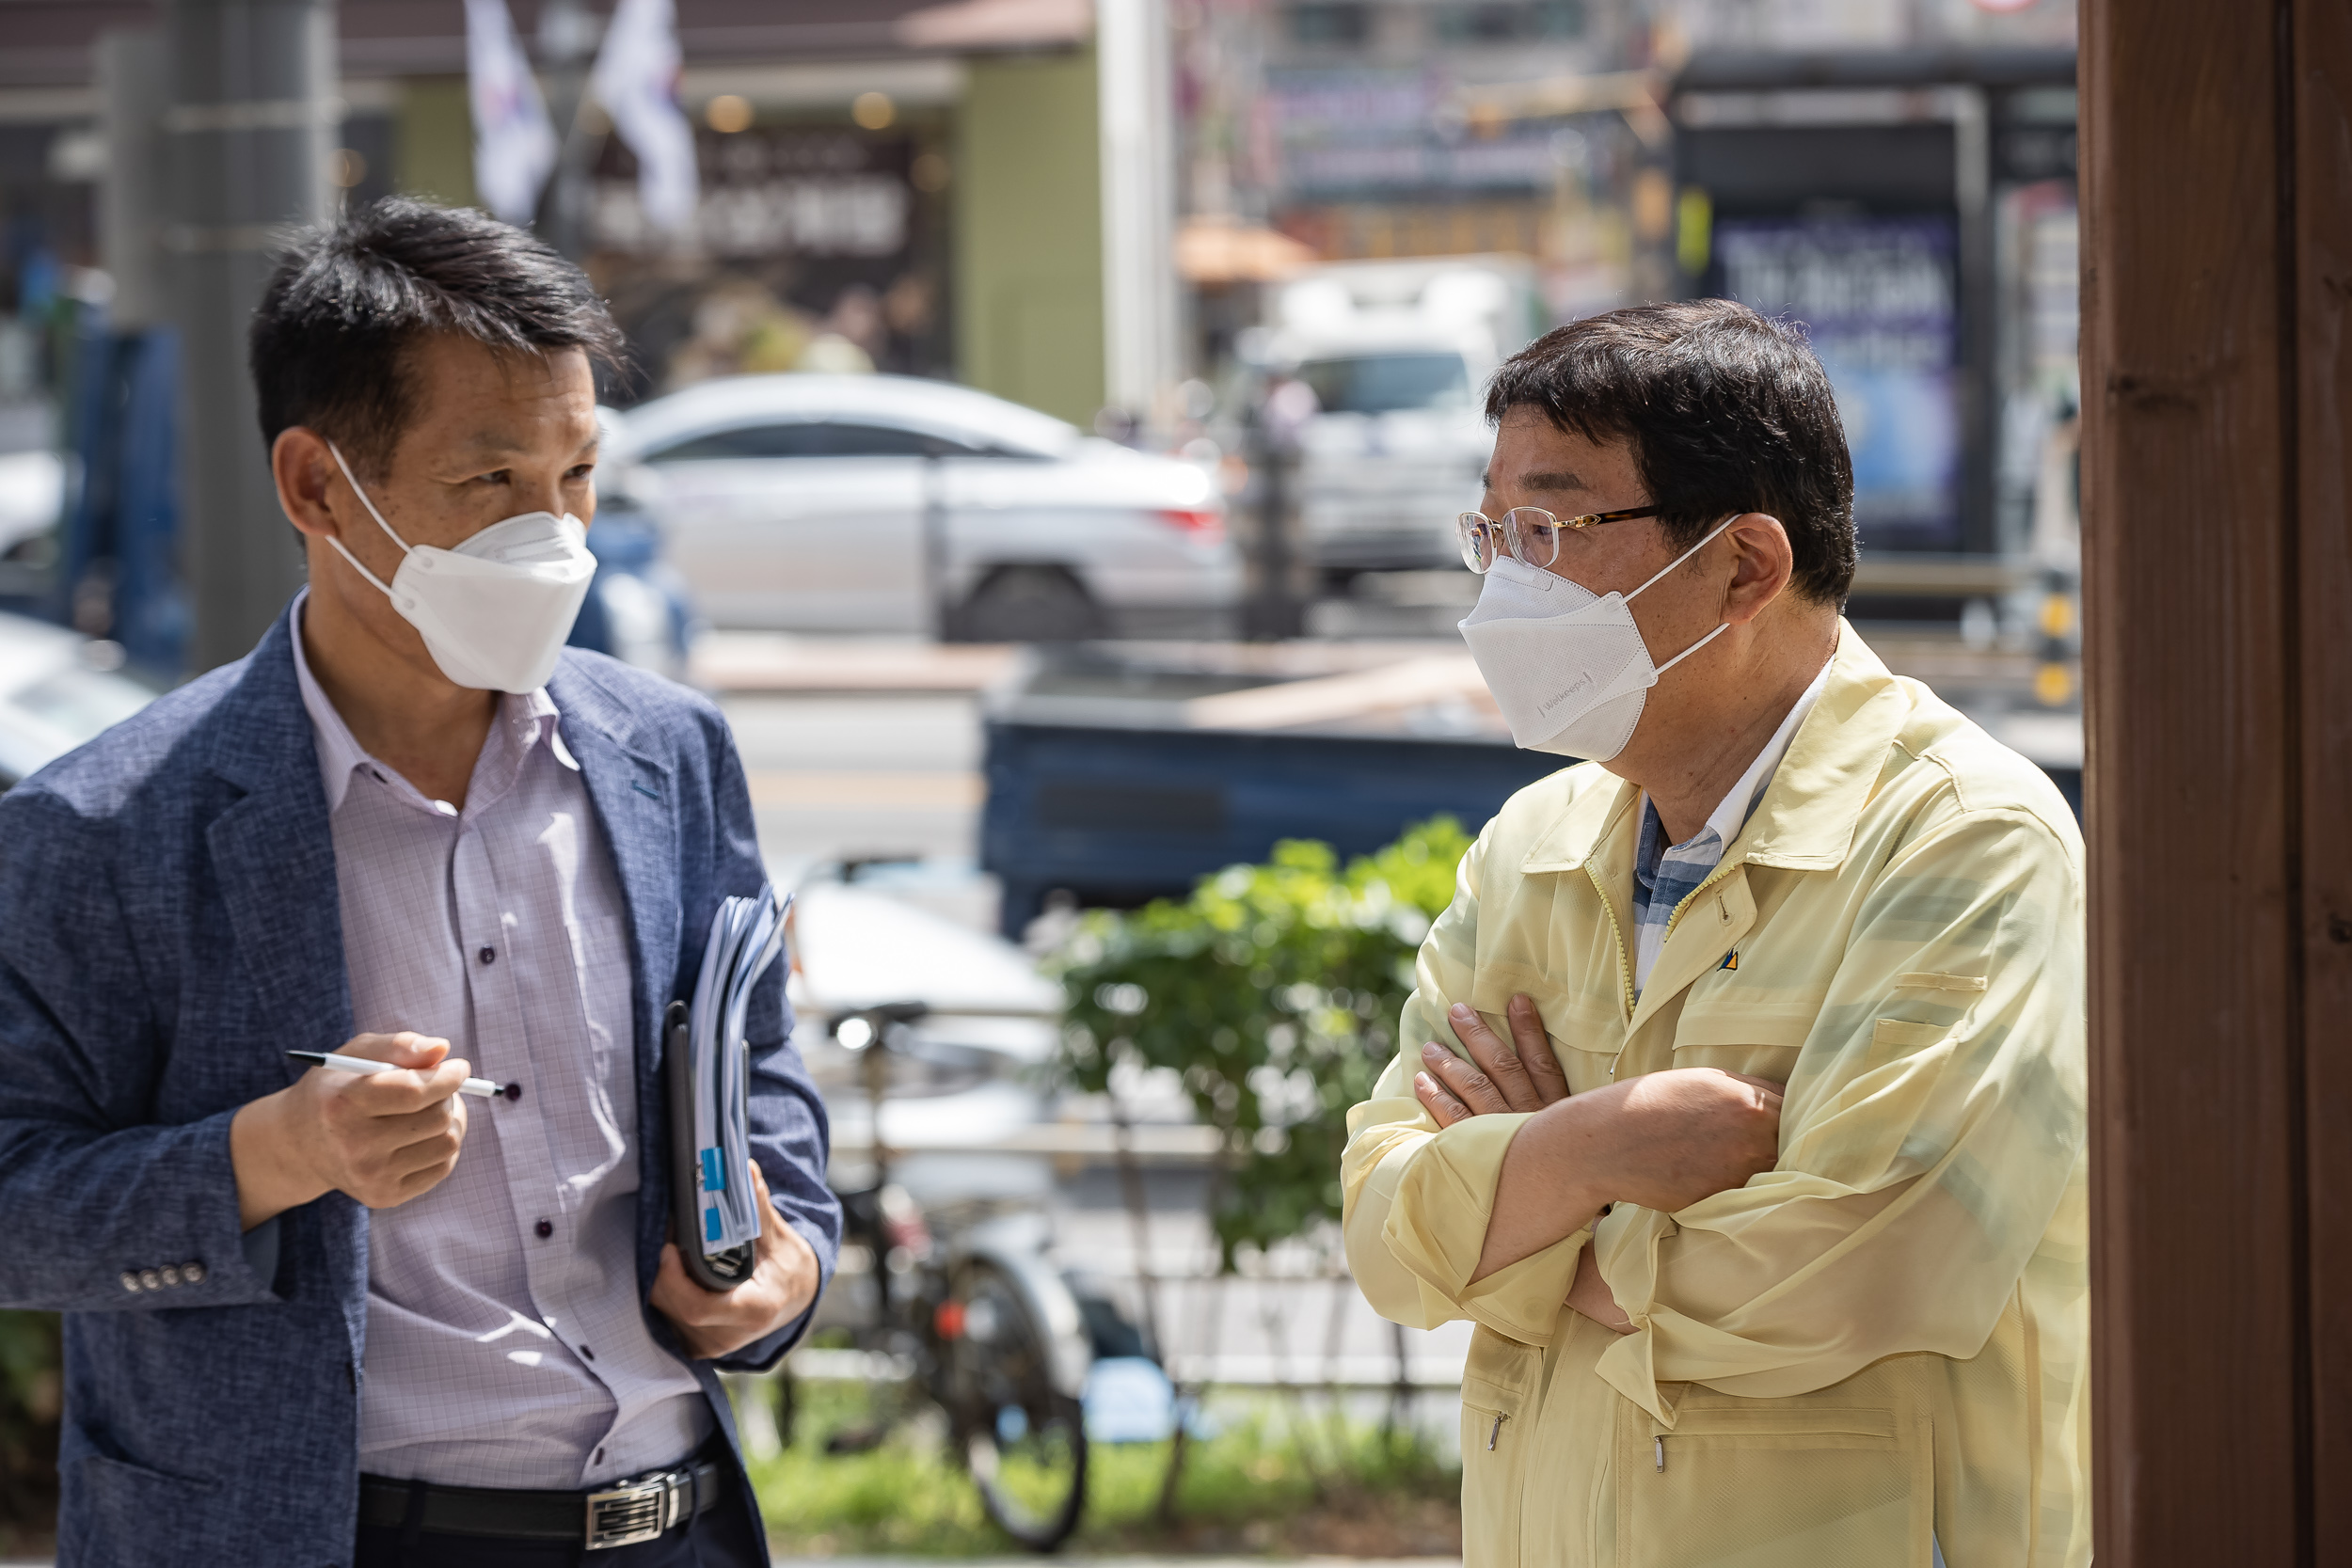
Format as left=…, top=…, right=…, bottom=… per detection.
left=652, top=1158, right=820, bottom=1358
left=647, top=881, right=819, bottom=1357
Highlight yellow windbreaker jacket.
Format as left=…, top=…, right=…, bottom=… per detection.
left=1342, top=623, right=2088, bottom=1568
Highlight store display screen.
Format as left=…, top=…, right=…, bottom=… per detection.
left=1716, top=215, right=1962, bottom=550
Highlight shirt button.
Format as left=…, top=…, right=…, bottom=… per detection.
left=503, top=1082, right=523, bottom=1101
left=579, top=1345, right=595, bottom=1361
left=534, top=1218, right=553, bottom=1239
left=478, top=946, right=496, bottom=965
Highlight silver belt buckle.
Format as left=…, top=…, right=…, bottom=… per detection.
left=584, top=1466, right=690, bottom=1550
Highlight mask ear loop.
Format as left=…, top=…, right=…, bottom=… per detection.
left=1627, top=514, right=1741, bottom=674
left=1623, top=514, right=1740, bottom=603
left=1653, top=619, right=1732, bottom=674
left=322, top=442, right=413, bottom=599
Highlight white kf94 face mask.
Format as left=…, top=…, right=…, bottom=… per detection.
left=1458, top=515, right=1738, bottom=761
left=325, top=442, right=596, bottom=693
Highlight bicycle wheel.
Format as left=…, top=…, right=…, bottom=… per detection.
left=942, top=1259, right=1089, bottom=1551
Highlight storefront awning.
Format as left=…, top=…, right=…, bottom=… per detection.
left=1175, top=218, right=1319, bottom=284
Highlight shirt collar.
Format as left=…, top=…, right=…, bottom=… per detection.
left=289, top=588, right=577, bottom=816
left=1709, top=653, right=1832, bottom=847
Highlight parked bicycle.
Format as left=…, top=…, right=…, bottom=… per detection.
left=784, top=1000, right=1111, bottom=1551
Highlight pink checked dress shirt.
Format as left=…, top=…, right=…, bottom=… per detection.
left=291, top=594, right=711, bottom=1488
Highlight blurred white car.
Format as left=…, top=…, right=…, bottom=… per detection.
left=607, top=375, right=1242, bottom=639
left=0, top=612, right=159, bottom=788
left=606, top=376, right=1242, bottom=640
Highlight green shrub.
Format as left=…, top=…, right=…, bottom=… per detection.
left=0, top=1309, right=61, bottom=1549
left=1050, top=817, right=1472, bottom=1269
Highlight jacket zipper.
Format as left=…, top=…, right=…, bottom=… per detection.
left=1487, top=1412, right=1508, bottom=1450
left=1655, top=1435, right=1666, bottom=1472
left=1595, top=850, right=1743, bottom=1079
left=1583, top=864, right=1638, bottom=1074
left=1629, top=858, right=1746, bottom=1075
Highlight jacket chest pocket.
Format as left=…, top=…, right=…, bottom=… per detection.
left=1493, top=988, right=1624, bottom=1093
left=1616, top=1401, right=1931, bottom=1568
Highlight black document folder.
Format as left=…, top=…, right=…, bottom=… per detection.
left=665, top=885, right=789, bottom=1292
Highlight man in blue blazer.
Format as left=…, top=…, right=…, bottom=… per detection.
left=0, top=198, right=840, bottom=1565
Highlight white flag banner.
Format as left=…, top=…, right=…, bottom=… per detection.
left=592, top=0, right=700, bottom=236
left=464, top=0, right=558, bottom=225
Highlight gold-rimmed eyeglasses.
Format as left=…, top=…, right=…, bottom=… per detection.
left=1455, top=505, right=1661, bottom=574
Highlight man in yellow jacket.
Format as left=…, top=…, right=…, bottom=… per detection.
left=1341, top=300, right=2087, bottom=1568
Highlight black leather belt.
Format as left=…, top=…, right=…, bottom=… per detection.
left=358, top=1458, right=726, bottom=1550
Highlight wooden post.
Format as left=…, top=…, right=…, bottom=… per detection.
left=2079, top=1, right=2352, bottom=1560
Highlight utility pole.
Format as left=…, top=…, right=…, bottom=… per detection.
left=97, top=33, right=167, bottom=335
left=1096, top=0, right=1181, bottom=437
left=164, top=0, right=334, bottom=671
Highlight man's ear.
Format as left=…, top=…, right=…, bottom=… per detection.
left=1720, top=512, right=1794, bottom=626
left=271, top=427, right=345, bottom=542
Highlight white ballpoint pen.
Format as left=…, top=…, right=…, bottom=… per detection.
left=285, top=1049, right=501, bottom=1098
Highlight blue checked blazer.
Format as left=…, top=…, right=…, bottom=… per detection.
left=0, top=609, right=840, bottom=1568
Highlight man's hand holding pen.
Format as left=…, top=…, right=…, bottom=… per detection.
left=230, top=1031, right=473, bottom=1229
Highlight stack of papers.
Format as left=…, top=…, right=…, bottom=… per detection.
left=685, top=884, right=790, bottom=1257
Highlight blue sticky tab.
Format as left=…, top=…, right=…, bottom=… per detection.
left=705, top=1207, right=723, bottom=1243
left=700, top=1148, right=724, bottom=1193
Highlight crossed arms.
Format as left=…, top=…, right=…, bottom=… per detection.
left=1407, top=994, right=1783, bottom=1332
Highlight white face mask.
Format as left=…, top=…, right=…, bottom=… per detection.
left=325, top=443, right=596, bottom=693
left=1458, top=516, right=1737, bottom=761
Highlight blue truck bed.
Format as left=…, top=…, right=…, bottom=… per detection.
left=981, top=715, right=1565, bottom=936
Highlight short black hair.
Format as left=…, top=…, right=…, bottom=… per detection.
left=250, top=197, right=624, bottom=476
left=1484, top=300, right=1855, bottom=604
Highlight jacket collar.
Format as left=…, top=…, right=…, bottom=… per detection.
left=1726, top=620, right=1909, bottom=871
left=198, top=605, right=354, bottom=1075
left=1520, top=620, right=1909, bottom=877
left=199, top=604, right=324, bottom=797
left=545, top=653, right=685, bottom=1032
